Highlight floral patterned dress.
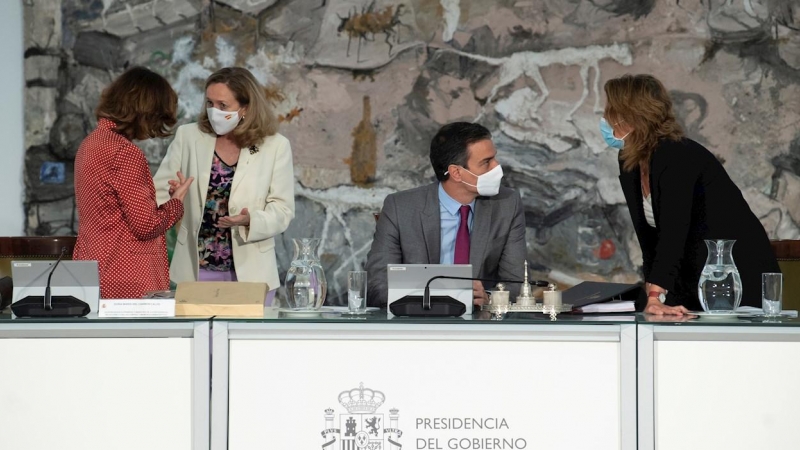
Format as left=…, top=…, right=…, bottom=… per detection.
left=198, top=153, right=236, bottom=271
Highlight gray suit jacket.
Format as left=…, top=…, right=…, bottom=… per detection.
left=366, top=182, right=527, bottom=307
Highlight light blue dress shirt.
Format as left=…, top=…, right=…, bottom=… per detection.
left=438, top=183, right=475, bottom=264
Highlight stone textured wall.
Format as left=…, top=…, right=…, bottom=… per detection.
left=22, top=0, right=800, bottom=304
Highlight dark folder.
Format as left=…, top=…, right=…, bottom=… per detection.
left=562, top=281, right=641, bottom=308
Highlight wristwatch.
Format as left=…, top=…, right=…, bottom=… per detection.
left=648, top=290, right=667, bottom=304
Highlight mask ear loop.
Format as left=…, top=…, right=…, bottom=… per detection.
left=443, top=164, right=461, bottom=178
left=604, top=117, right=631, bottom=141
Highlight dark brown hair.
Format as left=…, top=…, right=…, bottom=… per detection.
left=198, top=67, right=278, bottom=149
left=96, top=67, right=177, bottom=141
left=604, top=74, right=684, bottom=172
left=429, top=122, right=492, bottom=182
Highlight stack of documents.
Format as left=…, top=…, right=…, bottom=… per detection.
left=562, top=281, right=639, bottom=313
left=575, top=301, right=635, bottom=313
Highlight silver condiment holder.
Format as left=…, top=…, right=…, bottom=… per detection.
left=483, top=261, right=570, bottom=320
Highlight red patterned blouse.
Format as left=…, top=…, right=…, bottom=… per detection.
left=73, top=118, right=184, bottom=299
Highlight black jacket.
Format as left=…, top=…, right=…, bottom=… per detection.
left=618, top=138, right=779, bottom=311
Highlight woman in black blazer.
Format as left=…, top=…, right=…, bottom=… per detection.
left=602, top=74, right=779, bottom=315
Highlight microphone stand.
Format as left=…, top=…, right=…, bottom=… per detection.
left=44, top=247, right=67, bottom=311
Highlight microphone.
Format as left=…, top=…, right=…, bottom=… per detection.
left=11, top=248, right=91, bottom=318
left=44, top=247, right=67, bottom=310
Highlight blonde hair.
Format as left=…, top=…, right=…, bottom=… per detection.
left=198, top=67, right=278, bottom=149
left=603, top=74, right=684, bottom=172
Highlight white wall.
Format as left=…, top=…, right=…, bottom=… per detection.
left=0, top=1, right=24, bottom=235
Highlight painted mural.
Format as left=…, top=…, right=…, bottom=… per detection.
left=22, top=0, right=800, bottom=304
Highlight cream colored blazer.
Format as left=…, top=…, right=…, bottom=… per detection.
left=154, top=123, right=295, bottom=290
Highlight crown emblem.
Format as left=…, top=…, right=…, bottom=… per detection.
left=338, top=382, right=385, bottom=414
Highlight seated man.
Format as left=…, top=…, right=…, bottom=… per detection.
left=366, top=122, right=527, bottom=307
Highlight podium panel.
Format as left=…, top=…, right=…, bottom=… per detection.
left=655, top=340, right=800, bottom=450
left=638, top=324, right=800, bottom=450
left=212, top=318, right=637, bottom=450
left=0, top=319, right=210, bottom=450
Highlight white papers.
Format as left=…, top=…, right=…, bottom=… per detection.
left=574, top=315, right=636, bottom=321
left=575, top=301, right=635, bottom=313
left=98, top=299, right=176, bottom=318
left=735, top=306, right=798, bottom=318
left=324, top=306, right=380, bottom=313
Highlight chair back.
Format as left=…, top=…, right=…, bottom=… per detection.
left=770, top=240, right=800, bottom=312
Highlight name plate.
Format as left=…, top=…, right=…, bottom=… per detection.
left=98, top=299, right=176, bottom=318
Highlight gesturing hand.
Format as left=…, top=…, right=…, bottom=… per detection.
left=218, top=208, right=250, bottom=228
left=169, top=171, right=194, bottom=202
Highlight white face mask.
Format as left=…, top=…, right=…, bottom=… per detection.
left=206, top=107, right=241, bottom=136
left=460, top=165, right=504, bottom=197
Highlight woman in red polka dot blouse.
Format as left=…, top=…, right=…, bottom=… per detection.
left=153, top=67, right=295, bottom=303
left=73, top=67, right=194, bottom=299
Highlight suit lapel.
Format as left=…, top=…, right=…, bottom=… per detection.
left=421, top=183, right=440, bottom=264
left=230, top=147, right=252, bottom=197
left=195, top=133, right=216, bottom=200
left=470, top=197, right=492, bottom=276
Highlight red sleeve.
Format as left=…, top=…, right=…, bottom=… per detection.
left=110, top=142, right=184, bottom=241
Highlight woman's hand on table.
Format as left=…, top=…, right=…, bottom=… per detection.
left=644, top=297, right=691, bottom=316
left=642, top=313, right=697, bottom=323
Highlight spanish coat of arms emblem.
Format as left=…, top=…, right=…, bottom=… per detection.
left=321, top=383, right=402, bottom=450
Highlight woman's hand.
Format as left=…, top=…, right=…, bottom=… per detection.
left=642, top=311, right=697, bottom=322
left=644, top=297, right=691, bottom=316
left=218, top=208, right=250, bottom=228
left=169, top=171, right=194, bottom=202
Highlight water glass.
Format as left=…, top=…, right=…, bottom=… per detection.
left=348, top=271, right=368, bottom=313
left=762, top=273, right=783, bottom=317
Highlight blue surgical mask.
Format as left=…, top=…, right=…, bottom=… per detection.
left=600, top=118, right=628, bottom=149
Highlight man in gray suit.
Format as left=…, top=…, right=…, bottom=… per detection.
left=366, top=122, right=527, bottom=307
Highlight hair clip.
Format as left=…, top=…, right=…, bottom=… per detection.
left=249, top=145, right=259, bottom=155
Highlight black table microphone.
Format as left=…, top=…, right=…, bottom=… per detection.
left=11, top=248, right=91, bottom=318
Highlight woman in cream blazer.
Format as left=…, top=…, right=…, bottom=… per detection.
left=154, top=67, right=294, bottom=293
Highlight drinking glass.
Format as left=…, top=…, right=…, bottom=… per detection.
left=762, top=272, right=783, bottom=317
left=348, top=271, right=368, bottom=314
